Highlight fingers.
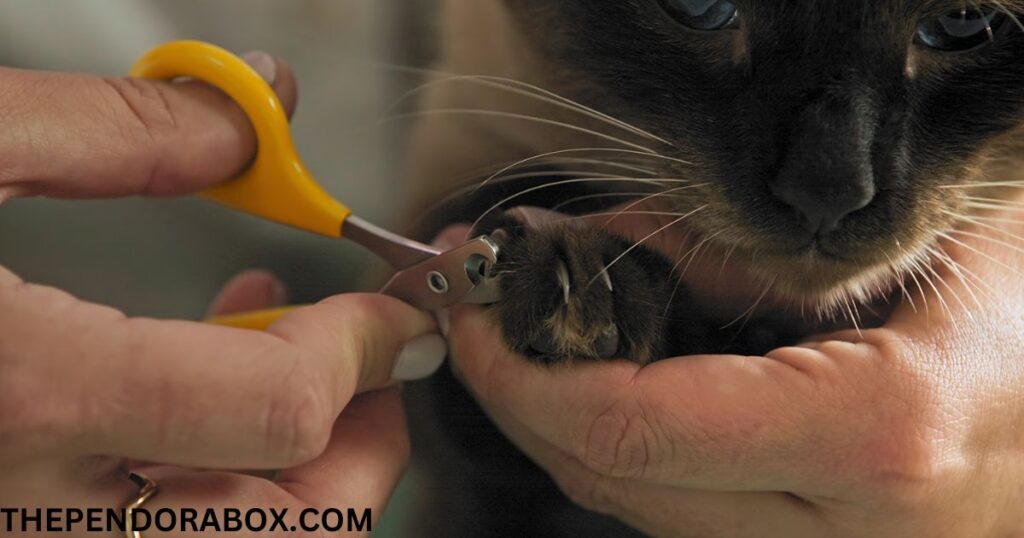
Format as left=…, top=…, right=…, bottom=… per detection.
left=488, top=406, right=825, bottom=538
left=275, top=387, right=409, bottom=510
left=446, top=303, right=931, bottom=495
left=207, top=269, right=288, bottom=317
left=108, top=389, right=408, bottom=537
left=0, top=278, right=437, bottom=470
left=436, top=203, right=994, bottom=498
left=112, top=470, right=380, bottom=538
left=0, top=52, right=297, bottom=200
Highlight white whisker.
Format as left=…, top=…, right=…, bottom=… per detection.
left=840, top=290, right=864, bottom=336
left=937, top=232, right=1024, bottom=278
left=963, top=195, right=1024, bottom=208
left=940, top=181, right=1024, bottom=189
left=589, top=205, right=709, bottom=286
left=440, top=151, right=663, bottom=188
left=476, top=148, right=694, bottom=194
left=945, top=210, right=1024, bottom=245
left=552, top=192, right=656, bottom=211
left=990, top=0, right=1024, bottom=32
left=721, top=276, right=776, bottom=331
left=554, top=210, right=712, bottom=222
left=676, top=230, right=725, bottom=278
left=950, top=228, right=1024, bottom=257
left=964, top=202, right=1024, bottom=213
left=922, top=248, right=972, bottom=319
left=388, top=72, right=674, bottom=147
left=916, top=258, right=953, bottom=318
left=883, top=250, right=917, bottom=314
left=930, top=246, right=987, bottom=313
left=471, top=177, right=698, bottom=231
left=662, top=234, right=696, bottom=318
left=949, top=212, right=1024, bottom=227
left=412, top=169, right=641, bottom=226
left=602, top=184, right=709, bottom=226
left=386, top=109, right=659, bottom=154
left=905, top=256, right=931, bottom=317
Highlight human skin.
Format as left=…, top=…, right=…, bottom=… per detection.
left=438, top=203, right=1024, bottom=537
left=0, top=52, right=439, bottom=537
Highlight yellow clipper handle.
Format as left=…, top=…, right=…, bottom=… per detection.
left=131, top=40, right=351, bottom=238
left=206, top=306, right=304, bottom=331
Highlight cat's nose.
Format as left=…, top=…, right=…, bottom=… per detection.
left=770, top=176, right=875, bottom=234
left=770, top=92, right=878, bottom=234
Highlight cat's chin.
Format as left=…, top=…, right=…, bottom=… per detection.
left=760, top=256, right=902, bottom=314
left=677, top=238, right=906, bottom=325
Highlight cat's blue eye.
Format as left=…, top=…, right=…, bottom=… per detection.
left=915, top=7, right=1007, bottom=51
left=659, top=0, right=740, bottom=31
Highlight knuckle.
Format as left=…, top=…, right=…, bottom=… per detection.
left=100, top=77, right=178, bottom=141
left=0, top=284, right=84, bottom=456
left=0, top=377, right=26, bottom=442
left=810, top=330, right=944, bottom=505
left=320, top=294, right=429, bottom=386
left=551, top=462, right=617, bottom=514
left=849, top=428, right=940, bottom=506
left=0, top=367, right=67, bottom=458
left=264, top=361, right=333, bottom=466
left=323, top=295, right=393, bottom=376
left=844, top=380, right=944, bottom=503
left=99, top=77, right=180, bottom=193
left=321, top=295, right=388, bottom=347
left=581, top=397, right=653, bottom=479
left=321, top=293, right=391, bottom=320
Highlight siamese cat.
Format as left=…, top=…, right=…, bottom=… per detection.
left=401, top=0, right=1024, bottom=535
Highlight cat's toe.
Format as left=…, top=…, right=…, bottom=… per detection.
left=477, top=209, right=671, bottom=364
left=592, top=324, right=621, bottom=359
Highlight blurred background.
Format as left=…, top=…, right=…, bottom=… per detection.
left=0, top=1, right=433, bottom=534
left=0, top=0, right=433, bottom=315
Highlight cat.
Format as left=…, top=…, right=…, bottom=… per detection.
left=399, top=0, right=1024, bottom=535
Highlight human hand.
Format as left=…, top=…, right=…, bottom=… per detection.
left=0, top=54, right=445, bottom=535
left=439, top=202, right=1024, bottom=537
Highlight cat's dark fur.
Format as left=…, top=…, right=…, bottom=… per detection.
left=401, top=0, right=1024, bottom=535
left=476, top=209, right=801, bottom=364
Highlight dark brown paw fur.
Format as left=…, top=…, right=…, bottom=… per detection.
left=476, top=210, right=802, bottom=364
left=476, top=210, right=686, bottom=364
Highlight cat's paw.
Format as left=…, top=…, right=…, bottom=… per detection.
left=477, top=209, right=680, bottom=364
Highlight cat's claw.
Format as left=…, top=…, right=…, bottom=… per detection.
left=594, top=324, right=620, bottom=359
left=555, top=259, right=571, bottom=305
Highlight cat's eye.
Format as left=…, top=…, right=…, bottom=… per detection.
left=659, top=0, right=740, bottom=31
left=915, top=7, right=1007, bottom=51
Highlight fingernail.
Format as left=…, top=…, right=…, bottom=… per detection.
left=435, top=309, right=451, bottom=338
left=432, top=236, right=458, bottom=252
left=266, top=278, right=288, bottom=307
left=392, top=333, right=447, bottom=381
left=0, top=187, right=20, bottom=205
left=241, top=50, right=277, bottom=84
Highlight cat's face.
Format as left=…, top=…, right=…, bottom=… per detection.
left=494, top=0, right=1024, bottom=306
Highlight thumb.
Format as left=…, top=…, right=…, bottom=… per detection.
left=0, top=267, right=443, bottom=469
left=268, top=294, right=448, bottom=394
left=0, top=50, right=298, bottom=200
